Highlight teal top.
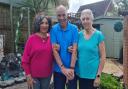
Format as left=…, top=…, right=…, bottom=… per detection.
left=76, top=30, right=104, bottom=79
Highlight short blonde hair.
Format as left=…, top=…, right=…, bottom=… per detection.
left=80, top=9, right=94, bottom=20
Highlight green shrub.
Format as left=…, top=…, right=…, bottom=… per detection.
left=100, top=73, right=123, bottom=89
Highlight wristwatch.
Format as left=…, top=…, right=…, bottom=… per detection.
left=60, top=64, right=64, bottom=68
left=97, top=74, right=100, bottom=78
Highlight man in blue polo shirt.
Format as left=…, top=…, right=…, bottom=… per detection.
left=50, top=5, right=78, bottom=89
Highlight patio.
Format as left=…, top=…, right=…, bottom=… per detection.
left=0, top=58, right=123, bottom=89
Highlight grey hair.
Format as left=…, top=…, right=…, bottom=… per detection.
left=80, top=9, right=94, bottom=20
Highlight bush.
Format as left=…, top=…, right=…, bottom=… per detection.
left=100, top=73, right=123, bottom=89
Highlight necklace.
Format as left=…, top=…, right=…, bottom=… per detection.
left=39, top=32, right=47, bottom=38
left=36, top=33, right=48, bottom=43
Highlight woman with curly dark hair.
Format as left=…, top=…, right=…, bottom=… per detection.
left=22, top=14, right=53, bottom=89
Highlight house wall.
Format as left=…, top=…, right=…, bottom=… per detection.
left=94, top=17, right=123, bottom=59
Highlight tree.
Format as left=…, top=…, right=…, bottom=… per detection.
left=19, top=0, right=60, bottom=15
left=114, top=0, right=128, bottom=10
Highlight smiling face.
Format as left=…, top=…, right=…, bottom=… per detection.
left=80, top=9, right=94, bottom=30
left=81, top=15, right=92, bottom=30
left=56, top=5, right=67, bottom=28
left=40, top=17, right=49, bottom=33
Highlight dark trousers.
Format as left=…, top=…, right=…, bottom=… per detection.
left=54, top=72, right=77, bottom=89
left=79, top=77, right=97, bottom=89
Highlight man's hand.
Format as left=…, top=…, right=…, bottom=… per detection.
left=68, top=68, right=74, bottom=80
left=61, top=67, right=74, bottom=80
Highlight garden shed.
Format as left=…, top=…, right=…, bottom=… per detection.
left=94, top=16, right=123, bottom=59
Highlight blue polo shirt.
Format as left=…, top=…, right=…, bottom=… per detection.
left=76, top=30, right=104, bottom=79
left=50, top=22, right=78, bottom=73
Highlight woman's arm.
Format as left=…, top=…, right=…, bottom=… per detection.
left=93, top=41, right=106, bottom=87
left=22, top=37, right=32, bottom=76
left=97, top=41, right=106, bottom=76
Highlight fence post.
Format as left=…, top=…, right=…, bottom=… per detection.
left=119, top=10, right=128, bottom=89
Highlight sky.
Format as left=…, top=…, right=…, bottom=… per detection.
left=68, top=0, right=104, bottom=13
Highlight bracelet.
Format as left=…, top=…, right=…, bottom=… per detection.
left=26, top=74, right=31, bottom=80
left=60, top=64, right=64, bottom=68
left=70, top=66, right=75, bottom=69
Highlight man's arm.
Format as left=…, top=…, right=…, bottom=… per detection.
left=52, top=44, right=73, bottom=79
left=70, top=44, right=77, bottom=69
left=52, top=44, right=63, bottom=68
left=50, top=29, right=63, bottom=68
